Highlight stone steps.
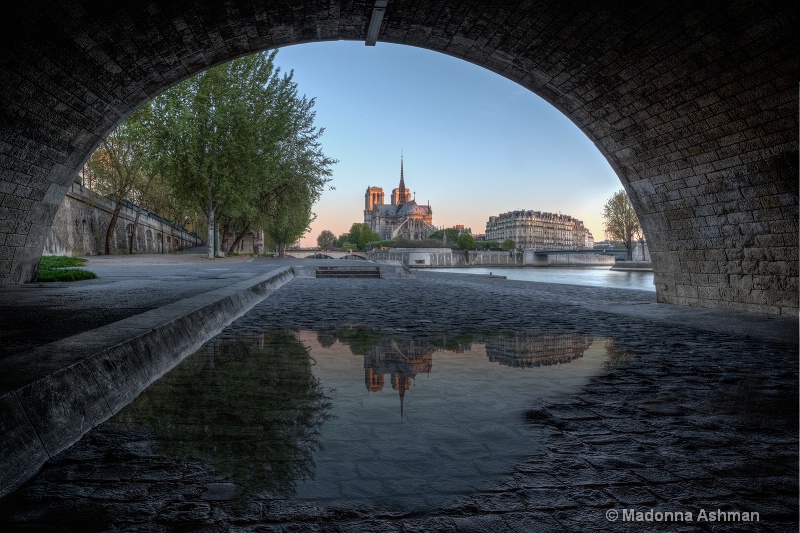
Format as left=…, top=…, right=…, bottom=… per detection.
left=315, top=266, right=381, bottom=279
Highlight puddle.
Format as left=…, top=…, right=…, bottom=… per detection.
left=111, top=328, right=618, bottom=510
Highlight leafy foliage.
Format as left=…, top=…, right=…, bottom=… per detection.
left=501, top=239, right=516, bottom=250
left=144, top=50, right=334, bottom=258
left=85, top=107, right=158, bottom=254
left=602, top=190, right=642, bottom=260
left=340, top=223, right=381, bottom=250
left=475, top=240, right=501, bottom=250
left=457, top=232, right=475, bottom=250
left=428, top=227, right=461, bottom=243
left=316, top=230, right=336, bottom=248
left=331, top=327, right=385, bottom=355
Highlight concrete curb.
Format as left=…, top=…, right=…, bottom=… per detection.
left=0, top=266, right=295, bottom=498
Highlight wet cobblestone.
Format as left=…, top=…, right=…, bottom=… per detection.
left=1, top=272, right=796, bottom=531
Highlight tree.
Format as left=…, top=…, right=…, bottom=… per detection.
left=346, top=223, right=381, bottom=250
left=501, top=238, right=516, bottom=250
left=603, top=189, right=642, bottom=261
left=429, top=227, right=460, bottom=244
left=476, top=240, right=501, bottom=251
left=258, top=91, right=335, bottom=255
left=219, top=82, right=335, bottom=256
left=317, top=230, right=336, bottom=248
left=148, top=51, right=297, bottom=259
left=85, top=108, right=153, bottom=255
left=457, top=232, right=475, bottom=250
left=265, top=191, right=315, bottom=256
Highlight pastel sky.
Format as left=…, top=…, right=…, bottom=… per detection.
left=271, top=41, right=622, bottom=247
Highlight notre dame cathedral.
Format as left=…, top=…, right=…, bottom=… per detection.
left=363, top=156, right=435, bottom=240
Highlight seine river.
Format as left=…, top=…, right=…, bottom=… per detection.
left=424, top=266, right=655, bottom=291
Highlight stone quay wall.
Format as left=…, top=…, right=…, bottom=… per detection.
left=368, top=248, right=614, bottom=268
left=367, top=248, right=523, bottom=268
left=43, top=183, right=203, bottom=256
left=524, top=252, right=616, bottom=267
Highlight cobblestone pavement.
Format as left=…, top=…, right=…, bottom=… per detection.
left=1, top=272, right=797, bottom=531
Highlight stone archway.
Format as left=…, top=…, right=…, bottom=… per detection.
left=0, top=1, right=796, bottom=314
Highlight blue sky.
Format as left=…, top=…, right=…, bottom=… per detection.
left=271, top=41, right=621, bottom=247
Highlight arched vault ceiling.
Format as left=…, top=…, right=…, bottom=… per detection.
left=0, top=1, right=797, bottom=314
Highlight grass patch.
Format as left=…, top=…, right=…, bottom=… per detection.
left=37, top=255, right=97, bottom=282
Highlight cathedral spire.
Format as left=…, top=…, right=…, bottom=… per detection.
left=398, top=150, right=406, bottom=205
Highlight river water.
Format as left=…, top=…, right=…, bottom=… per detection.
left=423, top=265, right=655, bottom=291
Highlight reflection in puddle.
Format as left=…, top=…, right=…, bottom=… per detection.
left=113, top=329, right=618, bottom=510
left=113, top=331, right=332, bottom=498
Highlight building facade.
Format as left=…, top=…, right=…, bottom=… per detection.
left=485, top=210, right=594, bottom=250
left=364, top=156, right=434, bottom=240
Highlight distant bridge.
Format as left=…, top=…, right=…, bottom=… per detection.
left=285, top=249, right=369, bottom=260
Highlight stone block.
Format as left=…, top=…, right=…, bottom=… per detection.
left=675, top=285, right=698, bottom=298
left=718, top=287, right=739, bottom=301
left=697, top=286, right=720, bottom=300
left=5, top=234, right=26, bottom=247
left=729, top=274, right=754, bottom=290
left=755, top=233, right=785, bottom=247
left=16, top=361, right=112, bottom=458
left=0, top=391, right=50, bottom=498
left=84, top=342, right=151, bottom=414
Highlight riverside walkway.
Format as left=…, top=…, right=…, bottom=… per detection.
left=0, top=252, right=796, bottom=531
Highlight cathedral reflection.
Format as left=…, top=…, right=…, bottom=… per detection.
left=363, top=338, right=434, bottom=417
left=334, top=329, right=593, bottom=416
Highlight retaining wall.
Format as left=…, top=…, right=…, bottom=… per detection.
left=368, top=248, right=524, bottom=267
left=43, top=182, right=203, bottom=256
left=0, top=266, right=294, bottom=498
left=524, top=252, right=616, bottom=267
left=369, top=248, right=613, bottom=268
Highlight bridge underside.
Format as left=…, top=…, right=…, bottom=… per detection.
left=0, top=1, right=796, bottom=314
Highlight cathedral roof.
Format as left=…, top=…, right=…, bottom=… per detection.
left=374, top=204, right=397, bottom=215
left=398, top=200, right=430, bottom=217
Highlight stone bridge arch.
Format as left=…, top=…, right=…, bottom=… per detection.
left=0, top=1, right=796, bottom=314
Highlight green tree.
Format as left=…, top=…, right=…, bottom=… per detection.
left=429, top=227, right=460, bottom=244
left=265, top=192, right=314, bottom=256
left=317, top=230, right=336, bottom=248
left=474, top=240, right=499, bottom=250
left=501, top=238, right=516, bottom=250
left=139, top=172, right=206, bottom=239
left=346, top=223, right=381, bottom=250
left=224, top=90, right=335, bottom=255
left=602, top=189, right=642, bottom=261
left=457, top=232, right=475, bottom=250
left=149, top=51, right=296, bottom=259
left=85, top=108, right=154, bottom=255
